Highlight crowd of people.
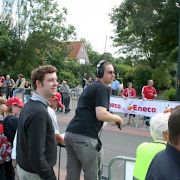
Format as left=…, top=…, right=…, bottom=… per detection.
left=0, top=61, right=179, bottom=180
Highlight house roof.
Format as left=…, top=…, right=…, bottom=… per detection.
left=68, top=41, right=83, bottom=59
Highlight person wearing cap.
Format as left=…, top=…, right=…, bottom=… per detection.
left=49, top=92, right=64, bottom=144
left=49, top=92, right=64, bottom=112
left=4, top=97, right=24, bottom=145
left=16, top=65, right=58, bottom=180
left=3, top=97, right=24, bottom=180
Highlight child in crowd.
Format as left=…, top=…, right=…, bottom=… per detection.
left=3, top=97, right=24, bottom=180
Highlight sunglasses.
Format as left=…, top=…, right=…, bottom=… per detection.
left=106, top=71, right=115, bottom=74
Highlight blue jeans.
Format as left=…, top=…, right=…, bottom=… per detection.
left=13, top=88, right=24, bottom=97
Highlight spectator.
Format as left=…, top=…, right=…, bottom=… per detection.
left=142, top=80, right=157, bottom=126
left=0, top=75, right=5, bottom=96
left=49, top=92, right=64, bottom=112
left=121, top=82, right=136, bottom=125
left=64, top=60, right=123, bottom=180
left=3, top=97, right=24, bottom=180
left=59, top=80, right=70, bottom=114
left=3, top=74, right=15, bottom=99
left=81, top=73, right=88, bottom=89
left=84, top=77, right=93, bottom=89
left=13, top=74, right=25, bottom=97
left=133, top=112, right=170, bottom=180
left=142, top=80, right=157, bottom=100
left=0, top=97, right=10, bottom=180
left=49, top=93, right=64, bottom=144
left=23, top=81, right=32, bottom=103
left=146, top=108, right=180, bottom=179
left=16, top=65, right=58, bottom=180
left=11, top=92, right=64, bottom=180
left=111, top=76, right=120, bottom=96
left=0, top=97, right=7, bottom=119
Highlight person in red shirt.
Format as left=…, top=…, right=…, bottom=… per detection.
left=122, top=82, right=136, bottom=99
left=121, top=82, right=136, bottom=125
left=142, top=80, right=157, bottom=126
left=142, top=80, right=157, bottom=100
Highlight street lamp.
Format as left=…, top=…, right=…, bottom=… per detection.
left=176, top=2, right=180, bottom=100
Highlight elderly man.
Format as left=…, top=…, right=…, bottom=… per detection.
left=146, top=108, right=180, bottom=179
left=59, top=80, right=71, bottom=113
left=133, top=113, right=170, bottom=180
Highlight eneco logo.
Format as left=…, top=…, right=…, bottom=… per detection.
left=109, top=103, right=121, bottom=109
left=133, top=104, right=156, bottom=112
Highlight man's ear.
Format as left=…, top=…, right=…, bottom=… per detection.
left=163, top=130, right=169, bottom=142
left=36, top=80, right=42, bottom=88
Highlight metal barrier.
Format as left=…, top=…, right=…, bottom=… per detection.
left=107, top=156, right=135, bottom=180
left=69, top=92, right=80, bottom=110
left=57, top=143, right=65, bottom=180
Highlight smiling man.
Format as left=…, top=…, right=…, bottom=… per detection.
left=64, top=60, right=123, bottom=180
left=16, top=65, right=58, bottom=180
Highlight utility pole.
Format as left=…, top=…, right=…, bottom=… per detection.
left=176, top=3, right=180, bottom=100
left=104, top=36, right=107, bottom=54
left=17, top=0, right=21, bottom=41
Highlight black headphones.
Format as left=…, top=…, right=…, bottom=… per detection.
left=96, top=60, right=107, bottom=78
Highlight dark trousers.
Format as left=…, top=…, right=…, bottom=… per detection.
left=62, top=96, right=70, bottom=110
left=0, top=161, right=15, bottom=180
left=112, top=89, right=119, bottom=96
left=5, top=88, right=13, bottom=99
left=0, top=87, right=3, bottom=96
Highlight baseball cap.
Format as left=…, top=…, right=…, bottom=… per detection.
left=51, top=92, right=64, bottom=108
left=6, top=97, right=24, bottom=107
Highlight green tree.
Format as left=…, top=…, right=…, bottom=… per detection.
left=110, top=0, right=178, bottom=68
left=0, top=0, right=75, bottom=76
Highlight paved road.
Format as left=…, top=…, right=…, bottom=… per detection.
left=54, top=111, right=152, bottom=179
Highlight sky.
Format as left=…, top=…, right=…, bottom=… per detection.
left=58, top=0, right=123, bottom=57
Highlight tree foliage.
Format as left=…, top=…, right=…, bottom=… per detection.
left=0, top=0, right=75, bottom=77
left=110, top=0, right=179, bottom=68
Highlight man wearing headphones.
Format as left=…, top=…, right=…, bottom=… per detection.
left=64, top=60, right=123, bottom=180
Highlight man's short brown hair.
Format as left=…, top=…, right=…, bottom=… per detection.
left=31, top=65, right=57, bottom=90
left=168, top=108, right=180, bottom=145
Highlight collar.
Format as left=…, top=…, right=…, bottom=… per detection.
left=166, top=143, right=180, bottom=166
left=154, top=140, right=167, bottom=145
left=31, top=92, right=49, bottom=106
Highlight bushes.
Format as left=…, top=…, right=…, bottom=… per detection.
left=162, top=88, right=176, bottom=101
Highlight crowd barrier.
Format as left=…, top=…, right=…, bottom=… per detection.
left=57, top=143, right=136, bottom=180
left=57, top=143, right=65, bottom=180
left=106, top=156, right=135, bottom=180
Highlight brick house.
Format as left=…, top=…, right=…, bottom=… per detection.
left=67, top=41, right=89, bottom=64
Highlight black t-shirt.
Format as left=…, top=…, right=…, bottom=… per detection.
left=66, top=81, right=110, bottom=139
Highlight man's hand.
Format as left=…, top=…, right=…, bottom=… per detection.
left=114, top=115, right=123, bottom=130
left=12, top=159, right=17, bottom=169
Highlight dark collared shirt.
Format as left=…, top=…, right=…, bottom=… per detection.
left=146, top=143, right=180, bottom=180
